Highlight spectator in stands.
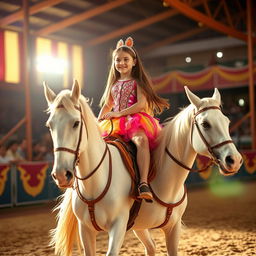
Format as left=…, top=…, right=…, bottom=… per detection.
left=0, top=144, right=13, bottom=163
left=6, top=139, right=24, bottom=162
left=17, top=138, right=27, bottom=160
left=32, top=140, right=47, bottom=161
left=40, top=133, right=53, bottom=162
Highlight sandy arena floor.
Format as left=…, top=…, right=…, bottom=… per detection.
left=0, top=181, right=255, bottom=256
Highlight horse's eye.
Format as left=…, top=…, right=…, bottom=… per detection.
left=73, top=121, right=80, bottom=128
left=202, top=121, right=211, bottom=129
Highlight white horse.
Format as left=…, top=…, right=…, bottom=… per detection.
left=44, top=80, right=242, bottom=256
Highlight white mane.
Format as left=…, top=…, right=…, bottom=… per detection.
left=153, top=104, right=194, bottom=169
left=46, top=90, right=102, bottom=143
left=154, top=97, right=220, bottom=169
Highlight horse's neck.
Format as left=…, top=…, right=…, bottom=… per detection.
left=153, top=118, right=196, bottom=202
left=76, top=116, right=109, bottom=197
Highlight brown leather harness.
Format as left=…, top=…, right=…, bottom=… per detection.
left=165, top=106, right=234, bottom=173
left=52, top=104, right=233, bottom=231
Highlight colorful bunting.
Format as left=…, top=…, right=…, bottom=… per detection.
left=153, top=65, right=256, bottom=93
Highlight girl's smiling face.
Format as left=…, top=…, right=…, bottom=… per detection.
left=114, top=50, right=136, bottom=79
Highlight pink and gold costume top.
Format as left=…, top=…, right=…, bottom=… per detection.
left=111, top=79, right=137, bottom=112
left=99, top=79, right=161, bottom=149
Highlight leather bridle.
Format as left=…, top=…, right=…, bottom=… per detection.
left=54, top=105, right=86, bottom=174
left=53, top=104, right=108, bottom=181
left=52, top=104, right=112, bottom=231
left=165, top=106, right=234, bottom=173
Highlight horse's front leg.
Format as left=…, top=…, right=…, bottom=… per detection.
left=78, top=221, right=97, bottom=256
left=133, top=229, right=156, bottom=256
left=106, top=213, right=129, bottom=256
left=163, top=220, right=182, bottom=256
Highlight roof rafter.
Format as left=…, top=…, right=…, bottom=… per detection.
left=142, top=8, right=247, bottom=54
left=35, top=0, right=133, bottom=36
left=165, top=0, right=256, bottom=43
left=0, top=0, right=65, bottom=26
left=86, top=0, right=205, bottom=46
left=141, top=26, right=207, bottom=54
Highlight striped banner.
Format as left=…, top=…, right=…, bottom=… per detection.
left=153, top=65, right=256, bottom=93
left=0, top=29, right=84, bottom=88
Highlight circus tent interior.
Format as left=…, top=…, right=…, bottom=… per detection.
left=0, top=0, right=255, bottom=206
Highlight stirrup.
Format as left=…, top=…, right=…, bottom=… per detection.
left=138, top=182, right=153, bottom=203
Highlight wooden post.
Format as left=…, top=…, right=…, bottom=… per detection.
left=247, top=0, right=256, bottom=149
left=23, top=0, right=33, bottom=160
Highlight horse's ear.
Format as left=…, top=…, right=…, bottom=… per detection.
left=212, top=88, right=221, bottom=104
left=184, top=86, right=201, bottom=108
left=43, top=81, right=56, bottom=105
left=71, top=79, right=81, bottom=103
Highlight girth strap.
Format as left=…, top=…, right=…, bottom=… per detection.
left=150, top=185, right=187, bottom=229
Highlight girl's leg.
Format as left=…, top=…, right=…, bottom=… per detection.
left=131, top=130, right=153, bottom=200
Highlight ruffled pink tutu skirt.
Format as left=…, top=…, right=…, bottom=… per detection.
left=98, top=112, right=161, bottom=149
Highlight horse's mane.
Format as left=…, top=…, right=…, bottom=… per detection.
left=46, top=89, right=102, bottom=143
left=153, top=104, right=194, bottom=169
left=154, top=97, right=220, bottom=169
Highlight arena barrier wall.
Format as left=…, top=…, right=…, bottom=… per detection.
left=0, top=162, right=61, bottom=208
left=0, top=151, right=256, bottom=208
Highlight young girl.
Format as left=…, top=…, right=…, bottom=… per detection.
left=98, top=37, right=169, bottom=201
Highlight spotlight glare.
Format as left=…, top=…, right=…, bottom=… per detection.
left=36, top=56, right=67, bottom=74
left=238, top=99, right=245, bottom=107
left=185, top=57, right=191, bottom=63
left=216, top=51, right=223, bottom=58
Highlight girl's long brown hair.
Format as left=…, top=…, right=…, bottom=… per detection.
left=100, top=46, right=169, bottom=115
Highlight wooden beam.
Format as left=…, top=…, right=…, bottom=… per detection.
left=86, top=10, right=177, bottom=46
left=247, top=0, right=256, bottom=149
left=86, top=1, right=203, bottom=47
left=142, top=10, right=246, bottom=54
left=165, top=0, right=256, bottom=43
left=222, top=0, right=234, bottom=28
left=0, top=118, right=26, bottom=146
left=230, top=112, right=250, bottom=133
left=85, top=0, right=205, bottom=46
left=35, top=0, right=133, bottom=36
left=0, top=0, right=65, bottom=26
left=23, top=0, right=33, bottom=160
left=213, top=1, right=223, bottom=19
left=141, top=26, right=207, bottom=54
left=203, top=0, right=211, bottom=17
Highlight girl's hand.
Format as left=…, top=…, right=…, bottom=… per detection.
left=103, top=111, right=121, bottom=119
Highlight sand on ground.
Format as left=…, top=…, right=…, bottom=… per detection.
left=0, top=181, right=255, bottom=256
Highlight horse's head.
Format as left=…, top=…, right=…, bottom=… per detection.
left=44, top=80, right=87, bottom=188
left=185, top=86, right=243, bottom=176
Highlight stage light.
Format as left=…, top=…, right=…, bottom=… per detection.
left=36, top=56, right=67, bottom=74
left=238, top=98, right=245, bottom=107
left=185, top=57, right=191, bottom=63
left=216, top=51, right=223, bottom=58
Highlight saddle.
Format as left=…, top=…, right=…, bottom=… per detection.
left=104, top=135, right=157, bottom=230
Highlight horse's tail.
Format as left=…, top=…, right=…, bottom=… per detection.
left=50, top=188, right=81, bottom=256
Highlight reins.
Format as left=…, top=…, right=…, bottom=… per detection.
left=165, top=106, right=234, bottom=173
left=53, top=103, right=111, bottom=231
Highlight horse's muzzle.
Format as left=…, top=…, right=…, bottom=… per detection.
left=51, top=169, right=74, bottom=188
left=218, top=154, right=243, bottom=176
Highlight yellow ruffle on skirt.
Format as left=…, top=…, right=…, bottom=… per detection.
left=98, top=112, right=161, bottom=149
